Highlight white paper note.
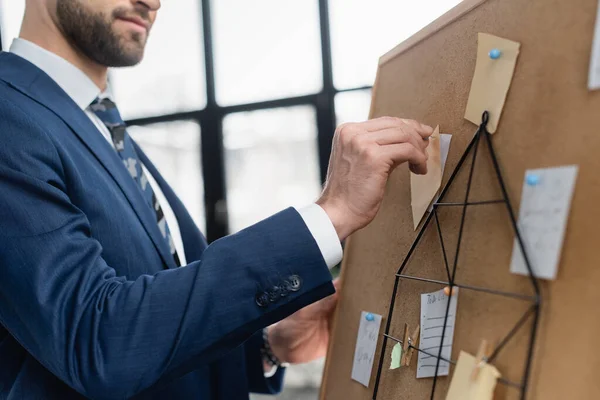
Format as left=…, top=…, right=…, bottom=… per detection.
left=417, top=288, right=459, bottom=379
left=588, top=0, right=600, bottom=90
left=351, top=311, right=382, bottom=387
left=429, top=134, right=453, bottom=212
left=510, top=165, right=578, bottom=280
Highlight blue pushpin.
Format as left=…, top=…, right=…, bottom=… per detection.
left=526, top=174, right=540, bottom=186
left=489, top=48, right=502, bottom=59
left=366, top=313, right=374, bottom=322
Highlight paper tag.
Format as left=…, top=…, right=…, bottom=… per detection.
left=417, top=288, right=459, bottom=378
left=464, top=33, right=521, bottom=133
left=445, top=351, right=500, bottom=400
left=510, top=165, right=578, bottom=280
left=351, top=311, right=382, bottom=387
left=390, top=342, right=403, bottom=370
left=588, top=0, right=600, bottom=90
left=429, top=134, right=453, bottom=212
left=411, top=126, right=442, bottom=230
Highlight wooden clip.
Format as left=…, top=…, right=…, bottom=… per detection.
left=470, top=339, right=491, bottom=381
left=400, top=323, right=421, bottom=367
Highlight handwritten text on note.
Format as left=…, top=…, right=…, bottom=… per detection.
left=351, top=311, right=382, bottom=387
left=510, top=165, right=578, bottom=280
left=417, top=288, right=459, bottom=379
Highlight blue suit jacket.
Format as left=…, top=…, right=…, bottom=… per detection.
left=0, top=52, right=334, bottom=399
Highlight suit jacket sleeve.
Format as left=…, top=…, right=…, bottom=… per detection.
left=244, top=330, right=286, bottom=395
left=0, top=98, right=335, bottom=399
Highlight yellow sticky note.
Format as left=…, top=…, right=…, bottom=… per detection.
left=445, top=351, right=500, bottom=400
left=464, top=33, right=521, bottom=133
left=390, top=342, right=403, bottom=370
left=410, top=126, right=442, bottom=230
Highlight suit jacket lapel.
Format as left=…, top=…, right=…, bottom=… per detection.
left=0, top=52, right=177, bottom=270
left=133, top=142, right=208, bottom=263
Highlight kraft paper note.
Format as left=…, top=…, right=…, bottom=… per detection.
left=411, top=126, right=441, bottom=230
left=445, top=351, right=500, bottom=400
left=465, top=33, right=521, bottom=133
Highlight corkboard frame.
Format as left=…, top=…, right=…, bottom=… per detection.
left=320, top=0, right=600, bottom=399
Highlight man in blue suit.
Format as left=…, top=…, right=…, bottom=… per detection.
left=0, top=0, right=433, bottom=398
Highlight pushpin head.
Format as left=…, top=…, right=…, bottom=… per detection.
left=366, top=313, right=374, bottom=322
left=489, top=48, right=502, bottom=59
left=526, top=174, right=541, bottom=186
left=443, top=286, right=456, bottom=296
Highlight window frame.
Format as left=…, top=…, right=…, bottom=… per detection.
left=0, top=0, right=372, bottom=242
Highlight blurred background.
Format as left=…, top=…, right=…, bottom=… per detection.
left=0, top=1, right=462, bottom=398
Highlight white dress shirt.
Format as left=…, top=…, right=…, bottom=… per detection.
left=9, top=38, right=343, bottom=269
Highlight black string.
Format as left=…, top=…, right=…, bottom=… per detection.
left=372, top=112, right=541, bottom=400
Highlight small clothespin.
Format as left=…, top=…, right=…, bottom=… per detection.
left=470, top=339, right=491, bottom=381
left=400, top=323, right=421, bottom=367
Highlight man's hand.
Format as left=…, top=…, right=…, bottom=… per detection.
left=317, top=117, right=433, bottom=241
left=268, top=279, right=340, bottom=364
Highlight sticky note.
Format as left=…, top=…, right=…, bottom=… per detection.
left=417, top=288, right=459, bottom=379
left=445, top=351, right=500, bottom=400
left=351, top=311, right=382, bottom=387
left=411, top=126, right=442, bottom=230
left=588, top=0, right=600, bottom=90
left=428, top=133, right=453, bottom=212
left=510, top=165, right=578, bottom=280
left=390, top=342, right=403, bottom=370
left=464, top=33, right=521, bottom=133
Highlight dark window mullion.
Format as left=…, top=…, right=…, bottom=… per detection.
left=316, top=0, right=337, bottom=184
left=200, top=0, right=228, bottom=242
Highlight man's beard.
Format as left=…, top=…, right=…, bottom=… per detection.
left=56, top=1, right=149, bottom=67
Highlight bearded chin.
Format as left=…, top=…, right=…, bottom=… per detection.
left=56, top=2, right=147, bottom=67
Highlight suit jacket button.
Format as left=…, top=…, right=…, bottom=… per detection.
left=268, top=287, right=280, bottom=303
left=279, top=286, right=289, bottom=297
left=286, top=275, right=302, bottom=292
left=255, top=292, right=269, bottom=308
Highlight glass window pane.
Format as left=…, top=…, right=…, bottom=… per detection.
left=329, top=0, right=463, bottom=89
left=212, top=0, right=323, bottom=106
left=128, top=120, right=205, bottom=233
left=335, top=89, right=372, bottom=125
left=223, top=106, right=321, bottom=233
left=111, top=0, right=206, bottom=120
left=0, top=0, right=25, bottom=50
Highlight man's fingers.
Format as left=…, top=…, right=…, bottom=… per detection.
left=356, top=116, right=433, bottom=136
left=400, top=119, right=435, bottom=139
left=369, top=126, right=429, bottom=151
left=332, top=278, right=341, bottom=291
left=409, top=162, right=428, bottom=175
left=320, top=290, right=339, bottom=314
left=381, top=143, right=428, bottom=174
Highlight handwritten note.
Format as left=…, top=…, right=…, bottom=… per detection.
left=445, top=351, right=500, bottom=400
left=510, top=165, right=578, bottom=280
left=351, top=311, right=382, bottom=387
left=588, top=0, right=600, bottom=90
left=417, top=288, right=459, bottom=379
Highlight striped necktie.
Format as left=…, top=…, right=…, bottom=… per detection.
left=90, top=97, right=181, bottom=267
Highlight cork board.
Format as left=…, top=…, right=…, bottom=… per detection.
left=320, top=0, right=600, bottom=399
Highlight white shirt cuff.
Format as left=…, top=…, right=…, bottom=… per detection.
left=263, top=363, right=279, bottom=378
left=295, top=204, right=343, bottom=269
